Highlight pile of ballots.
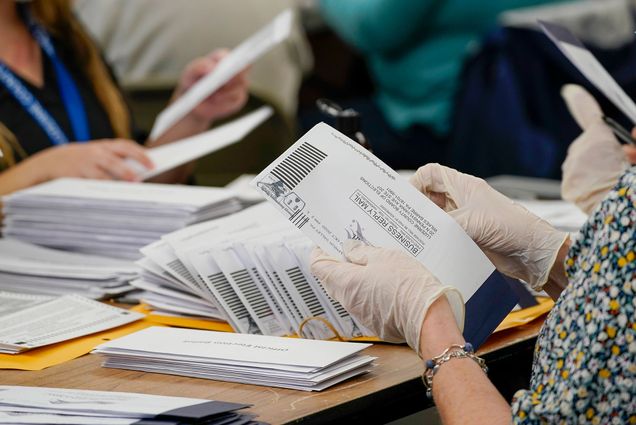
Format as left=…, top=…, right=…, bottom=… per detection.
left=134, top=202, right=371, bottom=340
left=94, top=327, right=375, bottom=391
left=2, top=178, right=241, bottom=260
left=0, top=294, right=144, bottom=354
left=0, top=239, right=137, bottom=298
left=0, top=386, right=258, bottom=425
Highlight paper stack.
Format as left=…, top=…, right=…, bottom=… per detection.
left=2, top=178, right=241, bottom=260
left=0, top=295, right=143, bottom=354
left=0, top=291, right=51, bottom=316
left=0, top=239, right=137, bottom=298
left=94, top=326, right=375, bottom=391
left=0, top=386, right=254, bottom=425
left=517, top=200, right=587, bottom=232
left=134, top=202, right=371, bottom=340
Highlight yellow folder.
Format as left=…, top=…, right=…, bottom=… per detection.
left=0, top=318, right=159, bottom=371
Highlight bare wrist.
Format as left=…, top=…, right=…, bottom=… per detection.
left=19, top=153, right=51, bottom=186
left=419, top=296, right=465, bottom=360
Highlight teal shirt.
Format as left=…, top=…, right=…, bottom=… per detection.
left=319, top=0, right=561, bottom=135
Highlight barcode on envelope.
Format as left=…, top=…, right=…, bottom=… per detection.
left=209, top=271, right=251, bottom=320
left=271, top=142, right=327, bottom=190
left=286, top=267, right=325, bottom=317
left=272, top=270, right=304, bottom=320
left=290, top=212, right=309, bottom=229
left=230, top=269, right=273, bottom=319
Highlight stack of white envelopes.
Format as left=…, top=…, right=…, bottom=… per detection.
left=94, top=326, right=375, bottom=391
left=134, top=202, right=371, bottom=340
left=0, top=386, right=253, bottom=425
left=2, top=178, right=241, bottom=259
left=0, top=239, right=137, bottom=298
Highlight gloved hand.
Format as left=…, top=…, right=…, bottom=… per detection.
left=410, top=164, right=568, bottom=291
left=310, top=240, right=464, bottom=356
left=561, top=84, right=635, bottom=215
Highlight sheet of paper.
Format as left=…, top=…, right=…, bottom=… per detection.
left=252, top=123, right=493, bottom=299
left=0, top=292, right=52, bottom=317
left=132, top=107, right=272, bottom=180
left=95, top=326, right=370, bottom=369
left=251, top=123, right=518, bottom=346
left=0, top=239, right=137, bottom=278
left=211, top=243, right=286, bottom=337
left=540, top=20, right=636, bottom=123
left=149, top=10, right=292, bottom=140
left=0, top=319, right=155, bottom=371
left=0, top=295, right=143, bottom=353
left=516, top=199, right=587, bottom=232
left=0, top=386, right=247, bottom=419
left=225, top=174, right=264, bottom=205
left=4, top=178, right=236, bottom=209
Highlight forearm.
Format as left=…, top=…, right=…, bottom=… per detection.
left=0, top=155, right=47, bottom=196
left=420, top=297, right=511, bottom=425
left=144, top=113, right=209, bottom=184
left=543, top=237, right=571, bottom=301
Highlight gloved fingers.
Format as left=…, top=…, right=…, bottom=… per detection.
left=310, top=247, right=364, bottom=294
left=342, top=240, right=370, bottom=265
left=561, top=84, right=603, bottom=130
left=562, top=120, right=626, bottom=213
left=342, top=239, right=409, bottom=266
left=409, top=163, right=457, bottom=211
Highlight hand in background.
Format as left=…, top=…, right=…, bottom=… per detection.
left=561, top=84, right=634, bottom=215
left=311, top=240, right=464, bottom=356
left=27, top=139, right=152, bottom=183
left=174, top=49, right=249, bottom=125
left=410, top=163, right=567, bottom=291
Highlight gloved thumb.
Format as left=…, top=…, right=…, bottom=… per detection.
left=342, top=239, right=370, bottom=265
left=310, top=247, right=361, bottom=296
left=343, top=240, right=396, bottom=265
left=561, top=84, right=603, bottom=130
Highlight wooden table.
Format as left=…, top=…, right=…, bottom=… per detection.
left=0, top=319, right=544, bottom=425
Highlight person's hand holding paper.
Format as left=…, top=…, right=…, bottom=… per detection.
left=410, top=164, right=568, bottom=292
left=173, top=49, right=249, bottom=126
left=311, top=240, right=464, bottom=356
left=561, top=84, right=636, bottom=215
left=252, top=122, right=518, bottom=348
left=149, top=9, right=293, bottom=141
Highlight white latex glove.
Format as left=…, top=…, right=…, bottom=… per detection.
left=310, top=240, right=464, bottom=356
left=410, top=164, right=568, bottom=291
left=561, top=84, right=633, bottom=215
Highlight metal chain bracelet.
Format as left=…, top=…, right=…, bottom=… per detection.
left=422, top=343, right=488, bottom=399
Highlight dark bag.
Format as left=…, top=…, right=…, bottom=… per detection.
left=448, top=27, right=636, bottom=179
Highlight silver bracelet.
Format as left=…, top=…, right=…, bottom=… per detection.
left=422, top=343, right=487, bottom=399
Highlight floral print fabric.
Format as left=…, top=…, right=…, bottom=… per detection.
left=512, top=167, right=636, bottom=424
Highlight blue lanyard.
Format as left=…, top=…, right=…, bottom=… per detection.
left=0, top=7, right=90, bottom=145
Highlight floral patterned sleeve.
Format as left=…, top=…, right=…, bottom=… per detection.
left=511, top=167, right=636, bottom=425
